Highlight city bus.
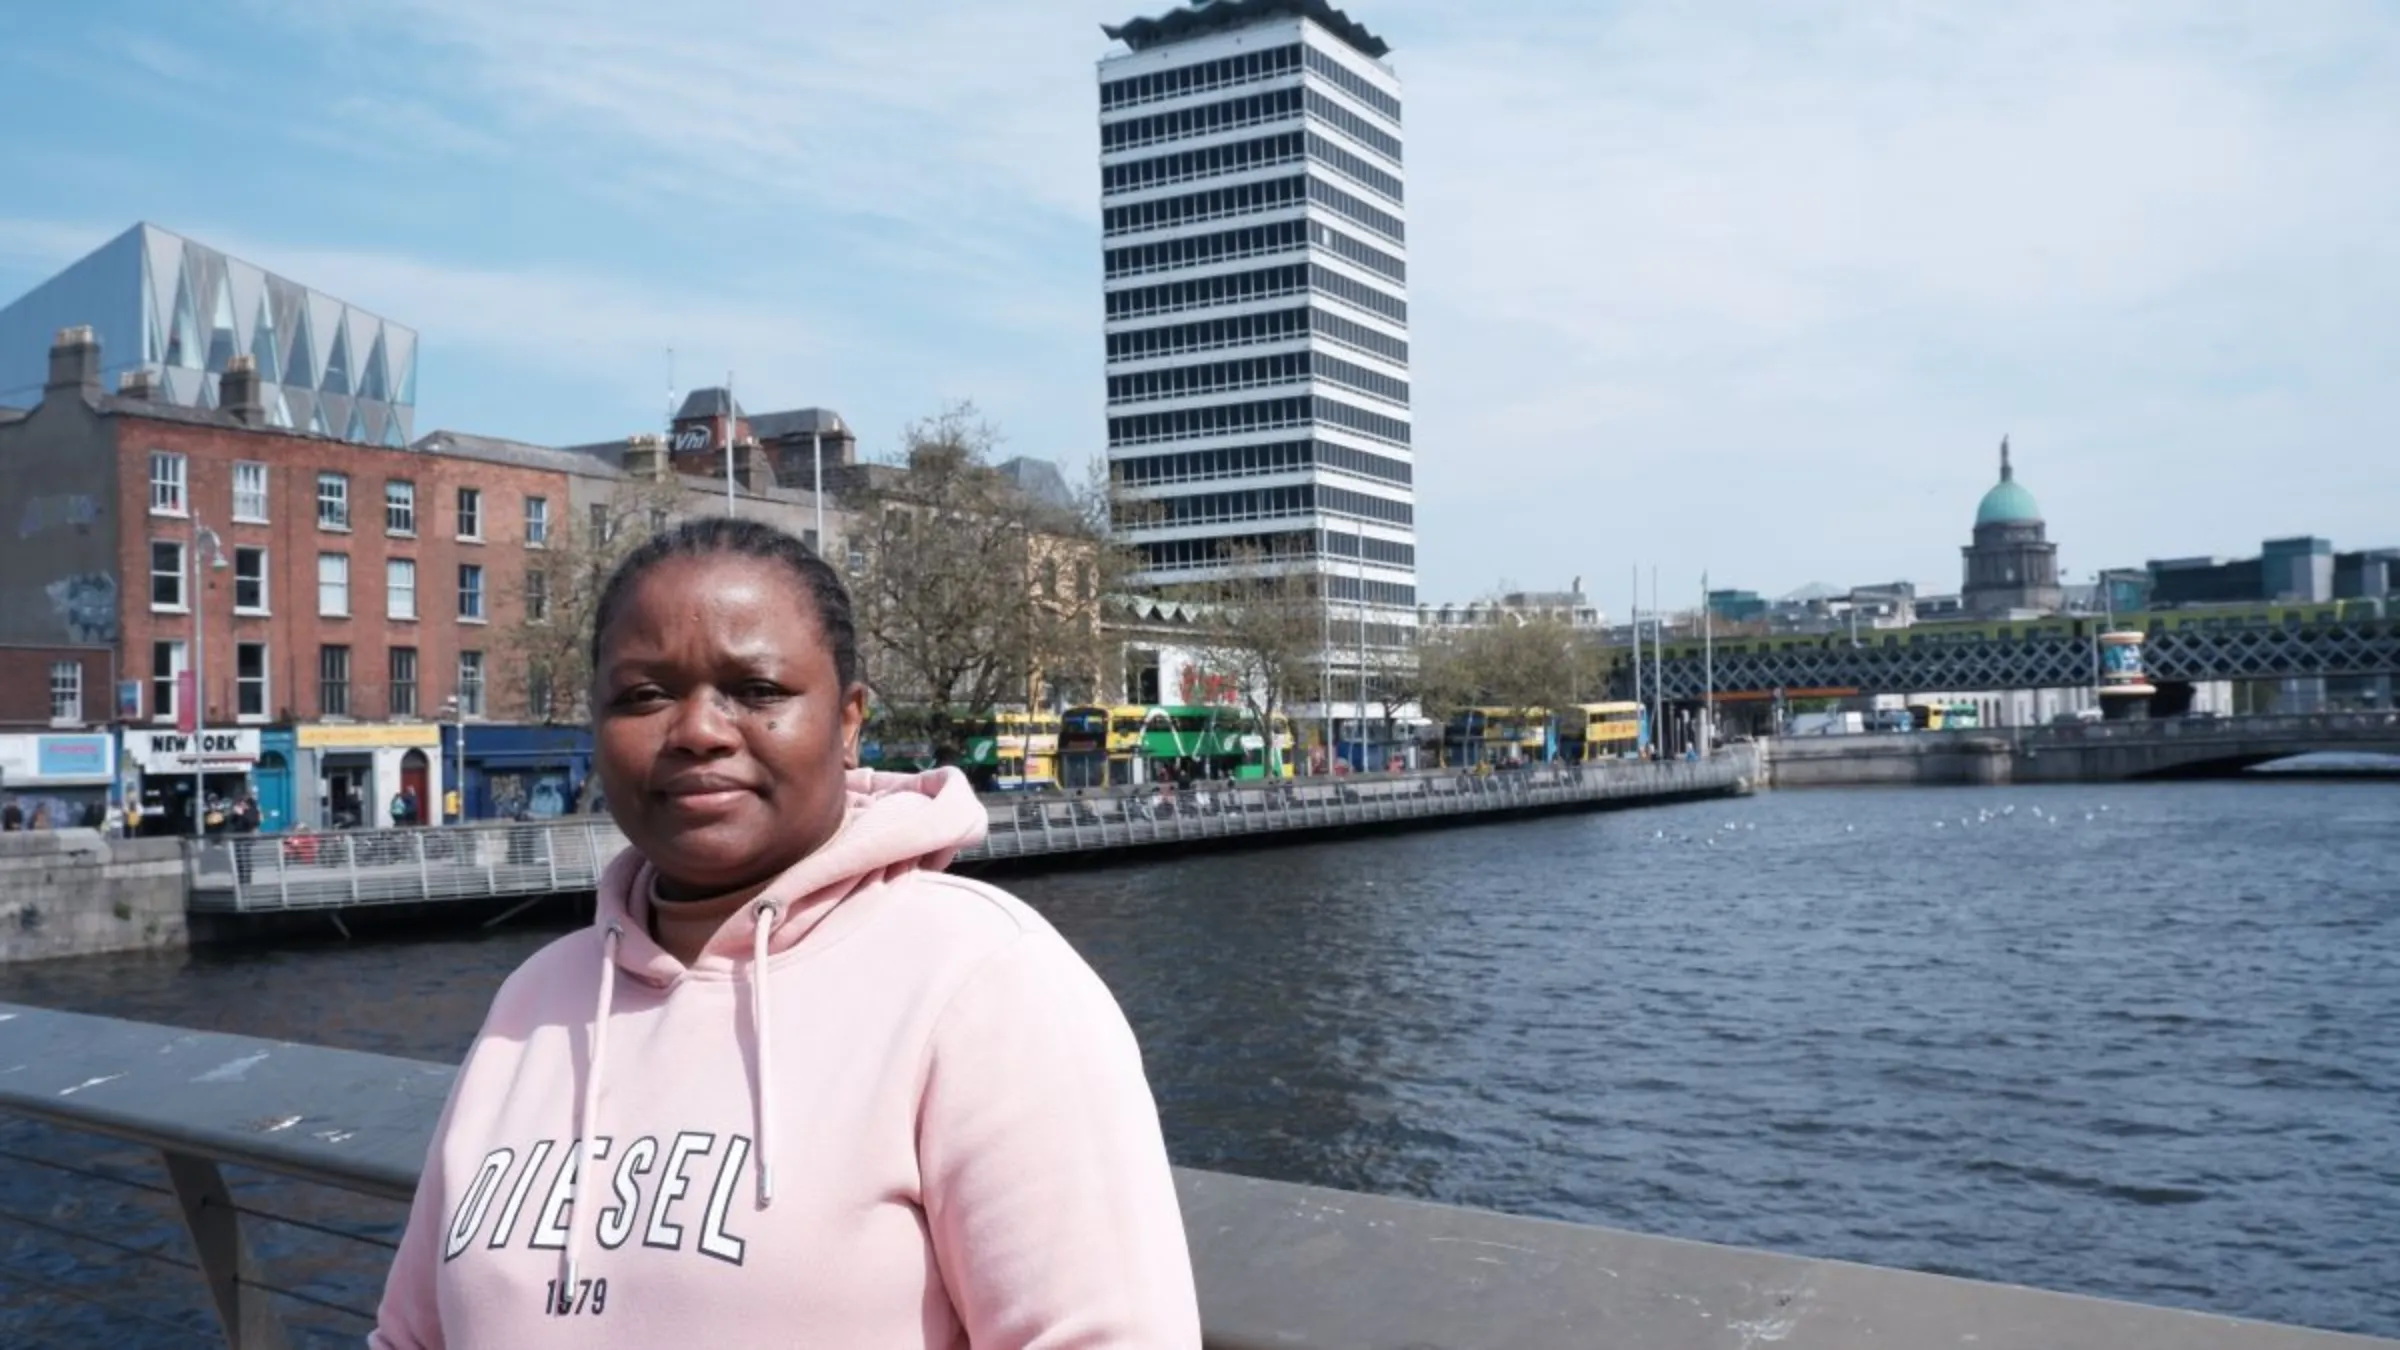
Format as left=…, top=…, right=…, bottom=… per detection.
left=991, top=711, right=1061, bottom=790
left=1442, top=707, right=1554, bottom=767
left=1269, top=713, right=1297, bottom=778
left=1059, top=704, right=1150, bottom=787
left=1907, top=700, right=1981, bottom=731
left=1556, top=702, right=1645, bottom=762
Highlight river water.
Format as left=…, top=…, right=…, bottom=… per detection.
left=3, top=779, right=2396, bottom=1343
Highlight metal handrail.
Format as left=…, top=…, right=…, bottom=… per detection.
left=186, top=754, right=1758, bottom=914
left=0, top=1004, right=2384, bottom=1349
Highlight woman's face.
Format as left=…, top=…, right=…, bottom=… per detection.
left=591, top=553, right=867, bottom=899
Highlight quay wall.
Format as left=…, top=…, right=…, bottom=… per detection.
left=0, top=829, right=186, bottom=963
left=1762, top=733, right=2014, bottom=789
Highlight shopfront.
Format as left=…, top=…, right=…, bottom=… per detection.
left=293, top=724, right=444, bottom=828
left=123, top=729, right=260, bottom=835
left=253, top=727, right=298, bottom=833
left=448, top=724, right=592, bottom=820
left=0, top=733, right=117, bottom=828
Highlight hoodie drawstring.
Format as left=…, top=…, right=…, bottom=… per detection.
left=563, top=921, right=622, bottom=1289
left=751, top=898, right=780, bottom=1208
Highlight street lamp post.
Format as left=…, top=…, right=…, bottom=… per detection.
left=442, top=690, right=468, bottom=823
left=189, top=519, right=228, bottom=838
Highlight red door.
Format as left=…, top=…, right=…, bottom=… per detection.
left=400, top=750, right=430, bottom=826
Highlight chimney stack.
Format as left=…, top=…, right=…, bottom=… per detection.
left=116, top=369, right=156, bottom=401
left=734, top=438, right=775, bottom=492
left=220, top=354, right=265, bottom=427
left=622, top=433, right=668, bottom=481
left=46, top=325, right=99, bottom=396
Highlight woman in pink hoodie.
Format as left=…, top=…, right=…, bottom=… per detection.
left=372, top=517, right=1200, bottom=1347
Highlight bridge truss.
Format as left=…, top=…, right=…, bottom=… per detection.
left=1614, top=618, right=2400, bottom=701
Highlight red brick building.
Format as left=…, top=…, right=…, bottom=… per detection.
left=0, top=327, right=572, bottom=828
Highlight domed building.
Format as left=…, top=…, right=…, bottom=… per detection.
left=1961, top=438, right=2062, bottom=616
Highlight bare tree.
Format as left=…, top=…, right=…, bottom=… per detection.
left=1415, top=615, right=1598, bottom=762
left=851, top=402, right=1116, bottom=765
left=499, top=470, right=686, bottom=728
left=1164, top=543, right=1326, bottom=772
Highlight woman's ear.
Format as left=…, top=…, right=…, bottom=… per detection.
left=840, top=684, right=869, bottom=770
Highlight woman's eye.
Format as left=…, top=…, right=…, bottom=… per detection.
left=737, top=681, right=789, bottom=704
left=610, top=685, right=669, bottom=708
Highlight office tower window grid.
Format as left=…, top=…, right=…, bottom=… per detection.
left=1100, top=11, right=1417, bottom=650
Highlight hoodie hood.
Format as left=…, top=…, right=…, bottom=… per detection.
left=596, top=765, right=987, bottom=983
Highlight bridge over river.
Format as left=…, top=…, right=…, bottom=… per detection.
left=1762, top=711, right=2400, bottom=787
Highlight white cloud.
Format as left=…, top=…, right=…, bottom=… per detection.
left=20, top=1, right=2400, bottom=598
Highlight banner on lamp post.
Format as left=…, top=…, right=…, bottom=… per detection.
left=175, top=670, right=197, bottom=735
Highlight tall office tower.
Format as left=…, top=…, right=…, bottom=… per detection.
left=1099, top=0, right=1414, bottom=735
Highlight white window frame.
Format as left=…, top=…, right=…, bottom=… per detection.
left=457, top=563, right=486, bottom=622
left=150, top=640, right=186, bottom=723
left=525, top=496, right=549, bottom=548
left=149, top=451, right=187, bottom=516
left=385, top=479, right=417, bottom=536
left=457, top=650, right=486, bottom=717
left=317, top=552, right=350, bottom=617
left=150, top=539, right=188, bottom=612
left=526, top=568, right=550, bottom=624
left=387, top=557, right=417, bottom=620
left=389, top=646, right=419, bottom=718
left=233, top=545, right=270, bottom=615
left=232, top=461, right=269, bottom=523
left=317, top=472, right=350, bottom=530
left=235, top=641, right=269, bottom=722
left=456, top=487, right=482, bottom=541
left=49, top=660, right=82, bottom=726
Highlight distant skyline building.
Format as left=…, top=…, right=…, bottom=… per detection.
left=1098, top=0, right=1418, bottom=688
left=1960, top=437, right=2063, bottom=617
left=0, top=223, right=418, bottom=446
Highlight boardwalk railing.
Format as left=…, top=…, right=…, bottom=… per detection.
left=190, top=753, right=1756, bottom=914
left=0, top=1004, right=2385, bottom=1348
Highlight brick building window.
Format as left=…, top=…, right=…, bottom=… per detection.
left=457, top=487, right=482, bottom=540
left=150, top=540, right=187, bottom=610
left=236, top=643, right=268, bottom=719
left=49, top=661, right=82, bottom=724
left=318, top=553, right=350, bottom=617
left=386, top=480, right=416, bottom=535
left=319, top=645, right=351, bottom=717
left=457, top=650, right=485, bottom=716
left=458, top=564, right=485, bottom=621
left=151, top=640, right=185, bottom=721
left=317, top=473, right=350, bottom=530
left=389, top=647, right=419, bottom=717
left=233, top=461, right=269, bottom=522
left=234, top=546, right=269, bottom=613
left=388, top=558, right=417, bottom=620
left=525, top=496, right=549, bottom=547
left=527, top=671, right=554, bottom=722
left=526, top=569, right=550, bottom=623
left=591, top=502, right=612, bottom=545
left=149, top=451, right=187, bottom=515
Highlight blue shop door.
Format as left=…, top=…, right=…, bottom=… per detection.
left=252, top=751, right=293, bottom=832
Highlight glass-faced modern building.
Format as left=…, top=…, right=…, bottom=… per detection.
left=0, top=222, right=417, bottom=445
left=1099, top=0, right=1417, bottom=680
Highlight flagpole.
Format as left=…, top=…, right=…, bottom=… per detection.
left=1630, top=564, right=1643, bottom=755
left=1701, top=571, right=1714, bottom=757
left=723, top=371, right=738, bottom=516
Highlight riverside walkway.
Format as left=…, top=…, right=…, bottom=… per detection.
left=0, top=1003, right=2386, bottom=1348
left=188, top=751, right=1756, bottom=915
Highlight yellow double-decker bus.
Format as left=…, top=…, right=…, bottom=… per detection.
left=1060, top=704, right=1152, bottom=786
left=1556, top=702, right=1645, bottom=762
left=992, top=711, right=1062, bottom=790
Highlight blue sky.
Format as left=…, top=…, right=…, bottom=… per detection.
left=3, top=0, right=2395, bottom=607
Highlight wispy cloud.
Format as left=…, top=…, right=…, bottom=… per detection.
left=12, top=1, right=2399, bottom=597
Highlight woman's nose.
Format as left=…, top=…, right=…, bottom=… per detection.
left=665, top=688, right=743, bottom=755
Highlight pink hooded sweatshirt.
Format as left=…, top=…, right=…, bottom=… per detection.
left=371, top=768, right=1200, bottom=1348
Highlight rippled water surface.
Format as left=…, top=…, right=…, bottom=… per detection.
left=4, top=780, right=2397, bottom=1343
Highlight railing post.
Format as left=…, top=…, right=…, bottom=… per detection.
left=342, top=834, right=361, bottom=905
left=413, top=830, right=432, bottom=900
left=159, top=1149, right=293, bottom=1350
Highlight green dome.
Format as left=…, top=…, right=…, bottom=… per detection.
left=1974, top=438, right=2042, bottom=525
left=1975, top=479, right=2042, bottom=526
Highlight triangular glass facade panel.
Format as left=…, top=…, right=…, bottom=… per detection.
left=359, top=329, right=389, bottom=402
left=380, top=414, right=405, bottom=448
left=345, top=405, right=367, bottom=443
left=206, top=272, right=239, bottom=372
left=308, top=404, right=329, bottom=437
left=166, top=270, right=201, bottom=370
left=286, top=306, right=316, bottom=390
left=270, top=389, right=293, bottom=429
left=249, top=298, right=280, bottom=384
left=323, top=318, right=351, bottom=395
left=393, top=338, right=417, bottom=406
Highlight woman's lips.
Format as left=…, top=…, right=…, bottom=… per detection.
left=654, top=780, right=757, bottom=814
